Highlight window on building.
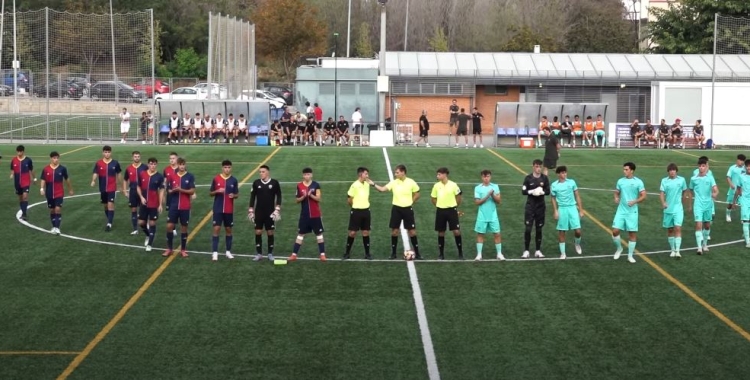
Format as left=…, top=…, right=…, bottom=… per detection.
left=485, top=85, right=508, bottom=95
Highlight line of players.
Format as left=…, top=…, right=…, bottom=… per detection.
left=9, top=145, right=749, bottom=262
left=269, top=110, right=362, bottom=147
left=629, top=118, right=706, bottom=149
left=164, top=111, right=254, bottom=144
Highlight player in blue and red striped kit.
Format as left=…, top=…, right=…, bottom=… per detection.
left=122, top=151, right=148, bottom=235
left=90, top=145, right=122, bottom=231
left=289, top=167, right=326, bottom=262
left=210, top=160, right=239, bottom=261
left=137, top=158, right=165, bottom=252
left=10, top=145, right=35, bottom=220
left=39, top=151, right=73, bottom=235
left=164, top=157, right=195, bottom=258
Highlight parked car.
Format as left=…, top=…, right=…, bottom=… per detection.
left=3, top=71, right=30, bottom=91
left=90, top=81, right=146, bottom=103
left=131, top=79, right=170, bottom=98
left=66, top=77, right=94, bottom=95
left=155, top=87, right=208, bottom=101
left=32, top=81, right=85, bottom=99
left=237, top=90, right=285, bottom=108
left=0, top=84, right=12, bottom=96
left=263, top=84, right=293, bottom=105
left=193, top=82, right=227, bottom=99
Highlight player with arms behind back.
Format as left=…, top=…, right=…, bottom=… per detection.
left=91, top=145, right=122, bottom=231
left=660, top=163, right=688, bottom=258
left=210, top=160, right=239, bottom=261
left=39, top=151, right=73, bottom=235
left=731, top=159, right=750, bottom=248
left=474, top=170, right=504, bottom=261
left=289, top=168, right=327, bottom=262
left=10, top=144, right=35, bottom=220
left=123, top=151, right=148, bottom=235
left=248, top=165, right=283, bottom=261
left=164, top=158, right=195, bottom=258
left=136, top=158, right=165, bottom=252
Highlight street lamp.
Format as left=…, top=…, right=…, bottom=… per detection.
left=334, top=32, right=339, bottom=122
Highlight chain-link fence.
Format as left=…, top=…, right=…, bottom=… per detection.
left=0, top=8, right=156, bottom=142
left=207, top=12, right=255, bottom=101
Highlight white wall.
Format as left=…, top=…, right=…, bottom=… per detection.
left=653, top=81, right=750, bottom=145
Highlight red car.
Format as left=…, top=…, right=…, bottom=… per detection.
left=131, top=79, right=170, bottom=98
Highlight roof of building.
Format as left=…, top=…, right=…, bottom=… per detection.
left=383, top=52, right=750, bottom=81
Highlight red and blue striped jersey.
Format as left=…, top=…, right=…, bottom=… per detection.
left=42, top=164, right=68, bottom=199
left=163, top=165, right=177, bottom=192
left=211, top=174, right=238, bottom=214
left=297, top=181, right=322, bottom=218
left=170, top=172, right=195, bottom=211
left=138, top=171, right=164, bottom=208
left=93, top=159, right=122, bottom=192
left=11, top=156, right=33, bottom=188
left=124, top=163, right=148, bottom=190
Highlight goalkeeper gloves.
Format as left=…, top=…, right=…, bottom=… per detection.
left=271, top=209, right=281, bottom=222
left=531, top=187, right=545, bottom=196
left=247, top=208, right=255, bottom=222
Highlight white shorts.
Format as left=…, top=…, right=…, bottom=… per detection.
left=120, top=124, right=130, bottom=134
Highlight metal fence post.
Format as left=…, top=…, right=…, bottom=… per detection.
left=45, top=7, right=50, bottom=144
left=207, top=12, right=213, bottom=99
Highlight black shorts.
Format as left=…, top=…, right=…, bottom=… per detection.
left=167, top=209, right=190, bottom=226
left=338, top=128, right=348, bottom=135
left=419, top=128, right=428, bottom=137
left=212, top=212, right=234, bottom=227
left=100, top=191, right=116, bottom=204
left=389, top=206, right=416, bottom=230
left=456, top=126, right=468, bottom=136
left=472, top=126, right=482, bottom=135
left=449, top=116, right=458, bottom=125
left=15, top=185, right=29, bottom=195
left=348, top=209, right=371, bottom=231
left=543, top=158, right=557, bottom=169
left=305, top=126, right=316, bottom=134
left=524, top=205, right=546, bottom=227
left=324, top=128, right=335, bottom=135
left=435, top=207, right=460, bottom=232
left=254, top=215, right=276, bottom=231
left=128, top=189, right=141, bottom=208
left=672, top=132, right=682, bottom=137
left=138, top=205, right=159, bottom=221
left=298, top=217, right=324, bottom=235
left=46, top=197, right=63, bottom=209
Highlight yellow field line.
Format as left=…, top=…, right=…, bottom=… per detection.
left=0, top=351, right=80, bottom=356
left=486, top=148, right=750, bottom=344
left=671, top=149, right=731, bottom=164
left=56, top=146, right=282, bottom=380
left=60, top=145, right=96, bottom=156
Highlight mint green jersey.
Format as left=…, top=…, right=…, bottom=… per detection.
left=551, top=179, right=578, bottom=207
left=689, top=174, right=717, bottom=210
left=660, top=175, right=687, bottom=214
left=615, top=177, right=645, bottom=214
left=474, top=183, right=500, bottom=221
left=727, top=164, right=746, bottom=187
left=737, top=173, right=750, bottom=204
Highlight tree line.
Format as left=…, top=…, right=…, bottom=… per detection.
left=11, top=0, right=750, bottom=82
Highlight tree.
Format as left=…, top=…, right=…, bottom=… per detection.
left=354, top=22, right=374, bottom=58
left=429, top=27, right=449, bottom=52
left=564, top=0, right=637, bottom=53
left=252, top=0, right=328, bottom=80
left=501, top=25, right=561, bottom=53
left=647, top=0, right=750, bottom=54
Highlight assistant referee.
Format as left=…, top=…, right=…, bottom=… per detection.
left=372, top=164, right=422, bottom=260
left=344, top=167, right=373, bottom=260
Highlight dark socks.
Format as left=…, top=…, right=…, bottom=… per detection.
left=535, top=226, right=543, bottom=251
left=212, top=236, right=219, bottom=252
left=455, top=235, right=463, bottom=256
left=166, top=230, right=174, bottom=249
left=255, top=234, right=263, bottom=254
left=268, top=235, right=275, bottom=254
left=226, top=235, right=233, bottom=252
left=410, top=236, right=420, bottom=257
left=438, top=236, right=445, bottom=256
left=345, top=236, right=354, bottom=256
left=363, top=236, right=370, bottom=257
left=180, top=233, right=187, bottom=250
left=391, top=236, right=398, bottom=257
left=131, top=211, right=138, bottom=230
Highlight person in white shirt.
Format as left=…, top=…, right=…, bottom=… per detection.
left=236, top=114, right=248, bottom=143
left=351, top=107, right=363, bottom=144
left=167, top=111, right=182, bottom=144
left=120, top=108, right=131, bottom=143
left=212, top=113, right=226, bottom=143
left=226, top=113, right=239, bottom=144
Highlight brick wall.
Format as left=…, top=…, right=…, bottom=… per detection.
left=387, top=85, right=520, bottom=134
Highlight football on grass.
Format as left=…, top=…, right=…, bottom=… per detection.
left=404, top=250, right=415, bottom=261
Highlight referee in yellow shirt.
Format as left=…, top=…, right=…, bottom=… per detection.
left=431, top=167, right=463, bottom=260
left=344, top=167, right=372, bottom=260
left=371, top=164, right=422, bottom=260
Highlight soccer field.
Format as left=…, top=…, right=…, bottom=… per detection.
left=1, top=144, right=750, bottom=380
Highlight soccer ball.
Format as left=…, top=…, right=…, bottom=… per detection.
left=362, top=140, right=370, bottom=146
left=404, top=250, right=415, bottom=261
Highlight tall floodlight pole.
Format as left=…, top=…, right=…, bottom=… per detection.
left=334, top=33, right=339, bottom=120
left=1, top=0, right=5, bottom=77
left=12, top=0, right=18, bottom=112
left=710, top=13, right=718, bottom=140
left=346, top=0, right=351, bottom=57
left=109, top=0, right=118, bottom=104
left=404, top=0, right=410, bottom=51
left=378, top=1, right=386, bottom=128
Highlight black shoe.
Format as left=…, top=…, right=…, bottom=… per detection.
left=438, top=254, right=444, bottom=260
left=20, top=214, right=27, bottom=221
left=105, top=223, right=112, bottom=232
left=342, top=254, right=350, bottom=260
left=365, top=254, right=372, bottom=260
left=458, top=254, right=464, bottom=260
left=389, top=253, right=397, bottom=260
left=414, top=255, right=424, bottom=260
